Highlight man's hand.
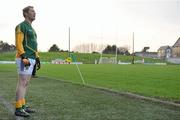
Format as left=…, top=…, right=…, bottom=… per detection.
left=36, top=57, right=41, bottom=70
left=22, top=58, right=30, bottom=65
left=20, top=54, right=30, bottom=66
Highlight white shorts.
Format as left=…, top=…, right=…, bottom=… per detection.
left=16, top=58, right=36, bottom=75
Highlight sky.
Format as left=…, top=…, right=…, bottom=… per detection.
left=0, top=0, right=179, bottom=52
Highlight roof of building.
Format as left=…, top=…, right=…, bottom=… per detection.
left=173, top=37, right=180, bottom=47
left=158, top=45, right=171, bottom=50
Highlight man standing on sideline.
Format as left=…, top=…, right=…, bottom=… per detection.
left=15, top=6, right=40, bottom=117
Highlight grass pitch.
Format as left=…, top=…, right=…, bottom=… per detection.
left=0, top=64, right=180, bottom=119
left=38, top=64, right=180, bottom=101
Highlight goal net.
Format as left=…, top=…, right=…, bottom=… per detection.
left=98, top=57, right=117, bottom=64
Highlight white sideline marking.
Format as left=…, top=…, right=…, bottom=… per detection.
left=40, top=76, right=180, bottom=108
left=75, top=63, right=85, bottom=85
left=0, top=96, right=24, bottom=120
left=86, top=85, right=180, bottom=108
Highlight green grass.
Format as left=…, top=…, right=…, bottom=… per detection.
left=0, top=66, right=180, bottom=120
left=1, top=64, right=179, bottom=101
left=38, top=64, right=180, bottom=101
left=0, top=103, right=10, bottom=119
left=0, top=52, right=16, bottom=61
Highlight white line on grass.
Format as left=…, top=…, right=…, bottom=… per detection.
left=86, top=84, right=180, bottom=108
left=75, top=63, right=85, bottom=85
left=39, top=76, right=180, bottom=108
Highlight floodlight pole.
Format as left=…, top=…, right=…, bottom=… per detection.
left=132, top=32, right=135, bottom=64
left=68, top=27, right=70, bottom=57
left=115, top=45, right=118, bottom=64
left=115, top=27, right=118, bottom=64
left=100, top=30, right=103, bottom=59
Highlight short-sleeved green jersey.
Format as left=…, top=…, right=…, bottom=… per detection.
left=15, top=21, right=38, bottom=59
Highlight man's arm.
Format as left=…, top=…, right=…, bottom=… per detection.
left=15, top=25, right=30, bottom=65
left=15, top=25, right=25, bottom=57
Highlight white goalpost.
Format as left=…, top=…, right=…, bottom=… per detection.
left=98, top=27, right=118, bottom=64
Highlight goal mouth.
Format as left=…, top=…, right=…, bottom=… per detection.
left=98, top=57, right=117, bottom=64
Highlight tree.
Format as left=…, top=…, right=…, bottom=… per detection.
left=118, top=47, right=130, bottom=55
left=48, top=44, right=60, bottom=52
left=142, top=47, right=150, bottom=52
left=73, top=43, right=99, bottom=53
left=112, top=45, right=116, bottom=52
left=0, top=41, right=15, bottom=52
left=102, top=45, right=113, bottom=54
left=102, top=45, right=130, bottom=55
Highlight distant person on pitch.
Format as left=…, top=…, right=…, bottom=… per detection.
left=15, top=6, right=41, bottom=117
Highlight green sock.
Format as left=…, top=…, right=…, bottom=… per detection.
left=16, top=107, right=23, bottom=111
left=22, top=105, right=27, bottom=109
